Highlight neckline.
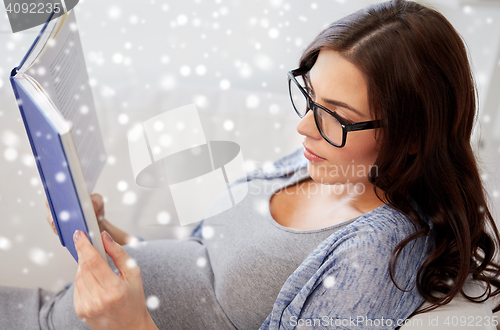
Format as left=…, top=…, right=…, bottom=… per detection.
left=263, top=167, right=389, bottom=234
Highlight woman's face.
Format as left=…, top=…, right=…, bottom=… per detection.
left=296, top=48, right=382, bottom=191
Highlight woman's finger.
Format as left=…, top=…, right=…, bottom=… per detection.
left=100, top=231, right=141, bottom=283
left=74, top=230, right=118, bottom=288
left=74, top=265, right=96, bottom=320
left=50, top=220, right=57, bottom=235
left=90, top=194, right=105, bottom=221
left=76, top=248, right=104, bottom=296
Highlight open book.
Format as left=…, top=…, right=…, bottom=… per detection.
left=9, top=8, right=108, bottom=264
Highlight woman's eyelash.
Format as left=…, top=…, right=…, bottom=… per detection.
left=304, top=83, right=354, bottom=123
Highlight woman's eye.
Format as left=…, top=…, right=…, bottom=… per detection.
left=334, top=112, right=353, bottom=124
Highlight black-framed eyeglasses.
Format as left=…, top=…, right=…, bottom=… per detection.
left=288, top=68, right=381, bottom=148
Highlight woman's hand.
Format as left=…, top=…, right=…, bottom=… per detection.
left=45, top=194, right=106, bottom=235
left=73, top=230, right=158, bottom=330
left=45, top=194, right=140, bottom=246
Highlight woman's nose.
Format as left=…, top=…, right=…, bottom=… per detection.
left=296, top=109, right=321, bottom=139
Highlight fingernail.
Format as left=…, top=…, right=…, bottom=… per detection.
left=103, top=231, right=114, bottom=243
left=73, top=230, right=81, bottom=243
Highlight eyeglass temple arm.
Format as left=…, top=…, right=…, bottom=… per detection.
left=346, top=120, right=381, bottom=132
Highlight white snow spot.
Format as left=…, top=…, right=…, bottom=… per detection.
left=174, top=227, right=191, bottom=239
left=30, top=177, right=39, bottom=186
left=239, top=64, right=252, bottom=78
left=55, top=172, right=66, bottom=183
left=37, top=66, right=46, bottom=76
left=108, top=6, right=121, bottom=19
left=4, top=148, right=18, bottom=161
left=100, top=85, right=115, bottom=98
left=176, top=121, right=185, bottom=131
left=118, top=113, right=129, bottom=125
left=268, top=28, right=279, bottom=39
left=219, top=79, right=231, bottom=90
left=0, top=237, right=12, bottom=250
left=29, top=247, right=50, bottom=266
left=88, top=51, right=105, bottom=65
left=157, top=211, right=171, bottom=225
left=122, top=191, right=137, bottom=205
left=197, top=257, right=207, bottom=267
left=323, top=275, right=336, bottom=288
left=193, top=95, right=208, bottom=108
left=59, top=211, right=70, bottom=221
left=269, top=104, right=280, bottom=115
left=254, top=199, right=268, bottom=215
left=223, top=120, right=234, bottom=131
left=192, top=18, right=201, bottom=27
left=154, top=120, right=164, bottom=131
left=180, top=65, right=191, bottom=76
left=146, top=295, right=160, bottom=309
left=159, top=134, right=172, bottom=147
left=270, top=0, right=283, bottom=6
left=129, top=15, right=139, bottom=24
left=2, top=131, right=19, bottom=147
left=177, top=14, right=188, bottom=25
left=246, top=94, right=260, bottom=108
left=161, top=55, right=170, bottom=64
left=160, top=75, right=177, bottom=90
left=254, top=54, right=273, bottom=71
left=195, top=65, right=206, bottom=75
left=112, top=53, right=124, bottom=64
left=126, top=258, right=137, bottom=268
left=201, top=226, right=215, bottom=239
left=117, top=180, right=128, bottom=192
left=22, top=154, right=35, bottom=167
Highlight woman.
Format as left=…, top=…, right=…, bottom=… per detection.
left=2, top=0, right=500, bottom=329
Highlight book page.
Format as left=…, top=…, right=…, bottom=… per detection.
left=24, top=9, right=106, bottom=193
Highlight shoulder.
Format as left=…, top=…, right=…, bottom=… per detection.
left=229, top=146, right=307, bottom=188
left=297, top=204, right=433, bottom=284
left=325, top=203, right=431, bottom=253
left=293, top=204, right=434, bottom=321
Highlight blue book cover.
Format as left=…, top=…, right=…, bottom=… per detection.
left=9, top=8, right=108, bottom=264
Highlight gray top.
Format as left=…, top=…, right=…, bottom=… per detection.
left=0, top=165, right=359, bottom=330
left=199, top=165, right=360, bottom=329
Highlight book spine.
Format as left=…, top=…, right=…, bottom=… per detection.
left=9, top=76, right=66, bottom=247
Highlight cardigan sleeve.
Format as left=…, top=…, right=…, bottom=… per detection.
left=294, top=227, right=427, bottom=329
left=260, top=213, right=433, bottom=330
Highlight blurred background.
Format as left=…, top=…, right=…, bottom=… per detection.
left=0, top=0, right=499, bottom=306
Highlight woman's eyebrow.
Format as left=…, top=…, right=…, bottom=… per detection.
left=308, top=76, right=366, bottom=119
left=320, top=97, right=367, bottom=119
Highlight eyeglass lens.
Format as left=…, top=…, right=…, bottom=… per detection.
left=289, top=75, right=344, bottom=146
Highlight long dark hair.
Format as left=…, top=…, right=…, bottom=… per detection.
left=298, top=0, right=500, bottom=313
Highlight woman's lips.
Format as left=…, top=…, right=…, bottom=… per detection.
left=303, top=144, right=326, bottom=162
